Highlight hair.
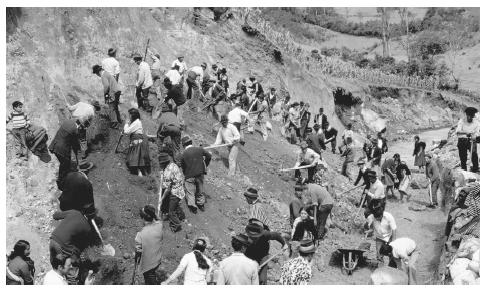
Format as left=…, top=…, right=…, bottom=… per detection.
left=193, top=239, right=210, bottom=270
left=9, top=240, right=30, bottom=261
left=379, top=243, right=393, bottom=256
left=139, top=205, right=157, bottom=222
left=347, top=123, right=352, bottom=129
left=133, top=56, right=142, bottom=61
left=128, top=108, right=141, bottom=122
left=319, top=107, right=324, bottom=112
left=92, top=64, right=103, bottom=74
left=298, top=250, right=315, bottom=257
left=377, top=132, right=382, bottom=137
left=231, top=238, right=245, bottom=252
left=12, top=101, right=23, bottom=108
left=52, top=253, right=70, bottom=270
left=414, top=135, right=420, bottom=141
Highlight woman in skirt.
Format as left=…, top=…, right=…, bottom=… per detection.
left=396, top=161, right=412, bottom=202
left=124, top=108, right=151, bottom=176
left=412, top=135, right=426, bottom=170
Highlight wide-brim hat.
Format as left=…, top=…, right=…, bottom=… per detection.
left=245, top=223, right=264, bottom=238
left=299, top=239, right=317, bottom=254
left=201, top=62, right=207, bottom=68
left=182, top=135, right=192, bottom=146
left=232, top=233, right=250, bottom=246
left=465, top=107, right=478, bottom=116
left=367, top=170, right=377, bottom=178
left=244, top=188, right=258, bottom=199
left=92, top=64, right=102, bottom=74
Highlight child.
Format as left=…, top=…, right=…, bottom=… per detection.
left=6, top=101, right=30, bottom=157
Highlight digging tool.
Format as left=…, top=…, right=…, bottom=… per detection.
left=114, top=132, right=124, bottom=154
left=258, top=246, right=289, bottom=271
left=143, top=38, right=150, bottom=62
left=91, top=219, right=115, bottom=256
left=353, top=189, right=367, bottom=222
left=280, top=163, right=315, bottom=172
left=203, top=143, right=233, bottom=150
left=130, top=255, right=140, bottom=285
left=340, top=185, right=363, bottom=195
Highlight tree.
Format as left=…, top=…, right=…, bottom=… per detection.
left=377, top=7, right=391, bottom=57
left=397, top=8, right=414, bottom=62
left=444, top=21, right=470, bottom=82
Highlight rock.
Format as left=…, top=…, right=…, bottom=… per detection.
left=123, top=253, right=131, bottom=259
left=408, top=204, right=426, bottom=211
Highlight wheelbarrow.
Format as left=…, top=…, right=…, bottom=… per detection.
left=338, top=242, right=369, bottom=275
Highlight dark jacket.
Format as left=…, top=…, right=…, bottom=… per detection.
left=6, top=256, right=34, bottom=285
left=314, top=113, right=328, bottom=128
left=396, top=162, right=411, bottom=181
left=181, top=146, right=212, bottom=178
left=426, top=160, right=440, bottom=182
left=413, top=141, right=426, bottom=156
left=210, top=83, right=226, bottom=102
left=292, top=219, right=318, bottom=242
left=48, top=119, right=80, bottom=158
left=250, top=82, right=264, bottom=97
left=245, top=231, right=286, bottom=263
left=59, top=172, right=94, bottom=213
left=289, top=197, right=304, bottom=226
left=307, top=133, right=326, bottom=154
left=165, top=83, right=186, bottom=106
left=324, top=127, right=338, bottom=140
left=50, top=210, right=93, bottom=255
left=354, top=168, right=372, bottom=188
left=157, top=111, right=180, bottom=138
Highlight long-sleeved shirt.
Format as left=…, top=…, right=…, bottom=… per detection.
left=245, top=231, right=286, bottom=263
left=304, top=183, right=334, bottom=207
left=172, top=59, right=188, bottom=74
left=354, top=167, right=371, bottom=187
left=181, top=145, right=212, bottom=178
left=135, top=221, right=164, bottom=274
left=165, top=84, right=186, bottom=106
left=425, top=160, right=440, bottom=182
left=367, top=179, right=385, bottom=199
left=390, top=238, right=417, bottom=265
left=248, top=199, right=270, bottom=228
left=42, top=269, right=68, bottom=285
left=367, top=211, right=397, bottom=242
left=295, top=148, right=320, bottom=166
left=188, top=66, right=204, bottom=81
left=68, top=102, right=95, bottom=123
left=136, top=61, right=153, bottom=89
left=123, top=119, right=143, bottom=135
left=307, top=133, right=326, bottom=154
left=165, top=69, right=182, bottom=85
left=7, top=256, right=34, bottom=285
left=101, top=71, right=121, bottom=100
left=101, top=57, right=120, bottom=77
left=217, top=252, right=259, bottom=285
left=50, top=210, right=92, bottom=255
left=456, top=118, right=480, bottom=139
left=214, top=123, right=240, bottom=145
left=289, top=197, right=304, bottom=225
left=167, top=251, right=213, bottom=285
left=228, top=107, right=249, bottom=124
left=6, top=110, right=30, bottom=128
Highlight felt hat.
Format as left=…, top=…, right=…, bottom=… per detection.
left=220, top=115, right=229, bottom=123
left=244, top=188, right=259, bottom=199
left=465, top=107, right=478, bottom=116
left=108, top=48, right=117, bottom=56
left=178, top=55, right=184, bottom=59
left=92, top=64, right=102, bottom=74
left=212, top=64, right=218, bottom=68
left=158, top=153, right=171, bottom=165
left=182, top=135, right=192, bottom=146
left=300, top=141, right=308, bottom=149
left=270, top=87, right=276, bottom=91
left=245, top=223, right=264, bottom=238
left=249, top=75, right=256, bottom=80
left=299, top=239, right=317, bottom=254
left=132, top=52, right=142, bottom=60
left=367, top=170, right=377, bottom=178
left=232, top=233, right=250, bottom=246
left=201, top=62, right=207, bottom=68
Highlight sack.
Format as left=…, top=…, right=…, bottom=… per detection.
left=456, top=237, right=480, bottom=259
left=450, top=258, right=471, bottom=280
left=369, top=267, right=408, bottom=285
left=452, top=269, right=477, bottom=285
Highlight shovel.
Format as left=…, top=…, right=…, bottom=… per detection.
left=258, top=246, right=289, bottom=271
left=91, top=219, right=115, bottom=256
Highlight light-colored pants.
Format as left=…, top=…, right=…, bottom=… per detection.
left=403, top=250, right=419, bottom=285
left=228, top=144, right=238, bottom=176
left=176, top=101, right=188, bottom=127
left=185, top=175, right=205, bottom=208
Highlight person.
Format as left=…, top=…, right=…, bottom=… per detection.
left=377, top=132, right=388, bottom=155
left=49, top=209, right=100, bottom=266
left=363, top=134, right=373, bottom=161
left=341, top=137, right=355, bottom=180
left=289, top=184, right=305, bottom=227
left=279, top=240, right=316, bottom=285
left=149, top=52, right=163, bottom=100
left=134, top=205, right=163, bottom=285
left=291, top=206, right=318, bottom=242
left=213, top=115, right=240, bottom=176
left=293, top=141, right=320, bottom=182
left=339, top=123, right=354, bottom=153
left=172, top=55, right=188, bottom=75
left=133, top=53, right=154, bottom=112
left=58, top=171, right=95, bottom=216
left=42, top=254, right=71, bottom=285
left=244, top=188, right=270, bottom=230
left=248, top=76, right=263, bottom=99
left=218, top=68, right=229, bottom=94
left=412, top=135, right=426, bottom=169
left=217, top=233, right=259, bottom=285
left=67, top=100, right=96, bottom=162
left=163, top=78, right=187, bottom=127
left=288, top=102, right=301, bottom=140
left=101, top=48, right=120, bottom=81
left=165, top=65, right=182, bottom=86
left=323, top=122, right=338, bottom=154
left=6, top=101, right=30, bottom=157
left=425, top=154, right=440, bottom=208
left=381, top=154, right=399, bottom=199
left=363, top=170, right=386, bottom=218
left=313, top=162, right=330, bottom=187
left=92, top=64, right=122, bottom=127
left=210, top=63, right=220, bottom=78
left=379, top=238, right=419, bottom=285
left=456, top=107, right=480, bottom=172
left=227, top=102, right=249, bottom=133
left=244, top=223, right=287, bottom=285
left=186, top=63, right=207, bottom=101
left=205, top=77, right=227, bottom=121
left=181, top=135, right=212, bottom=214
left=48, top=119, right=89, bottom=189
left=396, top=161, right=412, bottom=202
left=123, top=108, right=151, bottom=176
left=265, top=87, right=278, bottom=111
left=313, top=108, right=327, bottom=134
left=156, top=103, right=182, bottom=164
left=299, top=103, right=311, bottom=140
left=365, top=206, right=397, bottom=262
left=230, top=79, right=248, bottom=108
left=162, top=238, right=213, bottom=285
left=301, top=180, right=334, bottom=239
left=6, top=240, right=35, bottom=285
left=354, top=159, right=371, bottom=188
left=306, top=124, right=326, bottom=156
left=253, top=94, right=270, bottom=141
left=158, top=152, right=185, bottom=232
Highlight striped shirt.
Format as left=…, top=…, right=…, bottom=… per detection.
left=249, top=200, right=270, bottom=228
left=7, top=111, right=30, bottom=129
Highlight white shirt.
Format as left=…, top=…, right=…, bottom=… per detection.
left=137, top=61, right=153, bottom=89
left=151, top=56, right=162, bottom=71
left=377, top=138, right=383, bottom=149
left=101, top=57, right=120, bottom=77
left=165, top=69, right=182, bottom=85
left=43, top=269, right=68, bottom=285
left=368, top=179, right=385, bottom=199
left=367, top=212, right=397, bottom=242
left=217, top=252, right=259, bottom=285
left=189, top=66, right=204, bottom=79
left=124, top=119, right=143, bottom=135
left=172, top=59, right=188, bottom=74
left=456, top=118, right=480, bottom=138
left=390, top=238, right=417, bottom=264
left=214, top=123, right=240, bottom=145
left=170, top=251, right=213, bottom=285
left=228, top=107, right=249, bottom=124
left=343, top=129, right=354, bottom=140
left=68, top=102, right=95, bottom=122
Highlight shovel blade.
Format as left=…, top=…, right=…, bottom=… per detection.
left=100, top=244, right=116, bottom=256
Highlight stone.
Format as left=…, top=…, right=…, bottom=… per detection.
left=123, top=253, right=131, bottom=259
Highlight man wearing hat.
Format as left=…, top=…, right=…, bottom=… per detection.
left=307, top=123, right=326, bottom=156
left=279, top=239, right=316, bottom=285
left=186, top=63, right=207, bottom=101
left=293, top=141, right=321, bottom=182
left=248, top=76, right=263, bottom=99
left=148, top=50, right=163, bottom=100
left=165, top=65, right=182, bottom=86
left=181, top=135, right=212, bottom=214
left=299, top=103, right=311, bottom=140
left=300, top=180, right=334, bottom=239
left=363, top=170, right=386, bottom=218
left=264, top=87, right=278, bottom=111
left=92, top=64, right=122, bottom=128
left=101, top=48, right=120, bottom=81
left=313, top=107, right=327, bottom=135
left=158, top=152, right=186, bottom=232
left=217, top=233, right=259, bottom=285
left=322, top=122, right=338, bottom=154
left=244, top=223, right=287, bottom=285
left=218, top=67, right=229, bottom=94
left=456, top=106, right=479, bottom=172
left=244, top=188, right=270, bottom=230
left=424, top=154, right=440, bottom=208
left=163, top=76, right=187, bottom=127
left=205, top=76, right=227, bottom=121
left=213, top=115, right=240, bottom=176
left=156, top=102, right=182, bottom=164
left=249, top=93, right=270, bottom=141
left=171, top=55, right=187, bottom=75
left=133, top=53, right=154, bottom=112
